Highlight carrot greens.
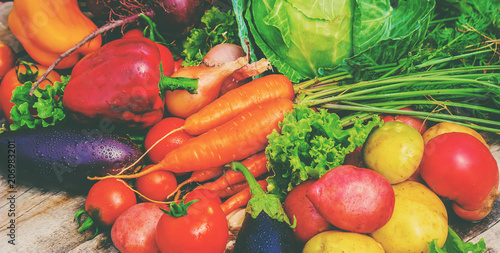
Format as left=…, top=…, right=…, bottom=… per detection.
left=295, top=65, right=500, bottom=133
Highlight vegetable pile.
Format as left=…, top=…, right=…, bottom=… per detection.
left=0, top=0, right=499, bottom=252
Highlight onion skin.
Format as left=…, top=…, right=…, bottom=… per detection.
left=203, top=43, right=247, bottom=67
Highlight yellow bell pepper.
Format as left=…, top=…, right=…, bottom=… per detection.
left=8, top=0, right=102, bottom=69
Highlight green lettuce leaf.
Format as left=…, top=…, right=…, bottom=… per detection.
left=9, top=75, right=69, bottom=131
left=265, top=105, right=381, bottom=201
left=428, top=227, right=487, bottom=253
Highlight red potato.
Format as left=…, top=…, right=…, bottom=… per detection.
left=307, top=165, right=395, bottom=233
left=420, top=132, right=499, bottom=221
left=283, top=180, right=334, bottom=244
left=380, top=108, right=427, bottom=134
left=111, top=202, right=166, bottom=253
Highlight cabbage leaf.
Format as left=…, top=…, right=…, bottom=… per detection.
left=234, top=0, right=435, bottom=82
left=351, top=0, right=435, bottom=66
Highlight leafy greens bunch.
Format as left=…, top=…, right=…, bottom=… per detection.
left=265, top=105, right=381, bottom=201
left=9, top=76, right=69, bottom=131
left=174, top=6, right=240, bottom=66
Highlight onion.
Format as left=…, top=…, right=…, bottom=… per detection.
left=84, top=0, right=212, bottom=38
left=202, top=43, right=247, bottom=67
left=153, top=0, right=213, bottom=38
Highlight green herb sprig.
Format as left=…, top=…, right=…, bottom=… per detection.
left=182, top=7, right=240, bottom=66
left=9, top=75, right=70, bottom=131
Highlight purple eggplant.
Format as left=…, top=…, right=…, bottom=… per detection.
left=0, top=125, right=143, bottom=193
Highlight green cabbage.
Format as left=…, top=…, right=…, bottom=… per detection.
left=234, top=0, right=435, bottom=82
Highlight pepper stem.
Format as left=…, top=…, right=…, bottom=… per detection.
left=158, top=73, right=198, bottom=99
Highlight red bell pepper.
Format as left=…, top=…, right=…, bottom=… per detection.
left=62, top=37, right=196, bottom=128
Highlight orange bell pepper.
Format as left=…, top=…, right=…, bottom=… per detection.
left=8, top=0, right=102, bottom=69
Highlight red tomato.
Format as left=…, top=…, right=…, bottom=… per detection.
left=122, top=28, right=144, bottom=38
left=156, top=191, right=228, bottom=253
left=156, top=43, right=175, bottom=77
left=0, top=62, right=61, bottom=121
left=136, top=166, right=178, bottom=202
left=0, top=42, right=16, bottom=79
left=84, top=178, right=137, bottom=229
left=185, top=188, right=222, bottom=206
left=420, top=132, right=499, bottom=220
left=144, top=117, right=194, bottom=164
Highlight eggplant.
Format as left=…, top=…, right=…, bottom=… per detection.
left=0, top=125, right=143, bottom=193
left=231, top=162, right=300, bottom=253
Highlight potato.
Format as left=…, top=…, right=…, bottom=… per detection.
left=283, top=180, right=334, bottom=244
left=422, top=122, right=488, bottom=147
left=370, top=181, right=448, bottom=253
left=307, top=165, right=395, bottom=234
left=111, top=202, right=165, bottom=253
left=303, top=231, right=385, bottom=253
left=363, top=121, right=424, bottom=184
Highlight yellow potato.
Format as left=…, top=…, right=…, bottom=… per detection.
left=422, top=122, right=488, bottom=147
left=370, top=181, right=448, bottom=253
left=303, top=230, right=385, bottom=253
left=363, top=121, right=424, bottom=184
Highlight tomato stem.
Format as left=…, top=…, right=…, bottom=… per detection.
left=161, top=199, right=199, bottom=218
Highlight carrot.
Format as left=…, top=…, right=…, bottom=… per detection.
left=168, top=166, right=223, bottom=201
left=201, top=151, right=268, bottom=192
left=220, top=179, right=268, bottom=215
left=216, top=180, right=249, bottom=199
left=89, top=97, right=294, bottom=180
left=184, top=74, right=295, bottom=135
left=165, top=56, right=249, bottom=119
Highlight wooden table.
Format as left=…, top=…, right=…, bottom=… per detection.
left=1, top=135, right=499, bottom=253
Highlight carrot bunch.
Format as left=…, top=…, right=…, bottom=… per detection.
left=89, top=71, right=296, bottom=208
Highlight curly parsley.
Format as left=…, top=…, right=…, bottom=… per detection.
left=9, top=75, right=69, bottom=131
